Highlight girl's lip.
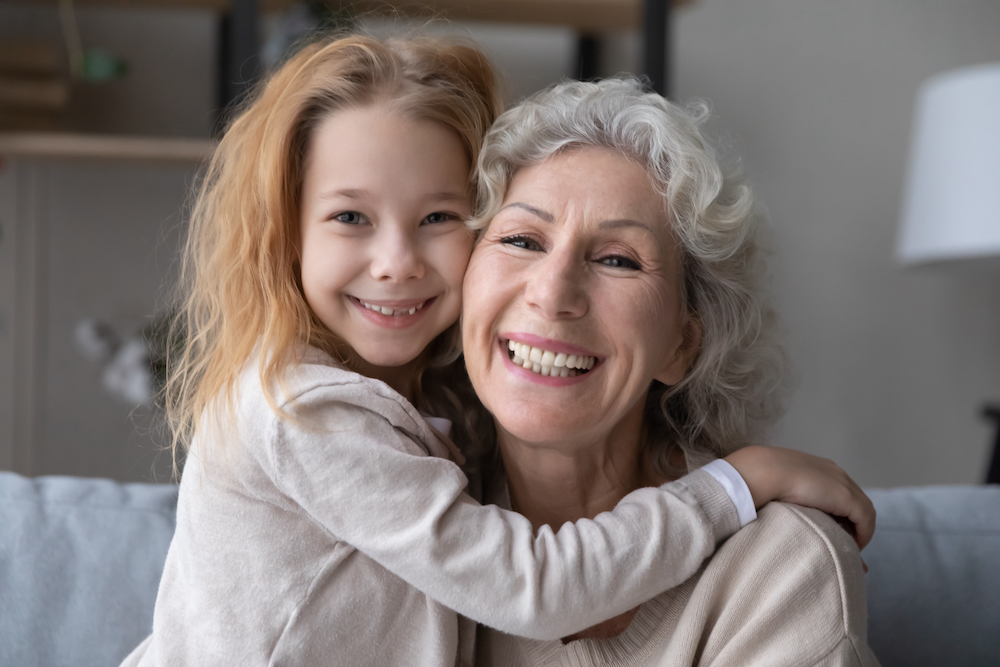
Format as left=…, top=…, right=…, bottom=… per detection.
left=349, top=296, right=433, bottom=309
left=349, top=296, right=436, bottom=329
left=500, top=332, right=600, bottom=359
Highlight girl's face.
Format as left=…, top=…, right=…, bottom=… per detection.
left=299, top=105, right=474, bottom=391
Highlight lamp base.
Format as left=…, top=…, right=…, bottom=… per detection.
left=981, top=405, right=1000, bottom=484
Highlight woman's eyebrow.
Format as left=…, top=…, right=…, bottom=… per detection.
left=600, top=218, right=656, bottom=235
left=502, top=202, right=554, bottom=222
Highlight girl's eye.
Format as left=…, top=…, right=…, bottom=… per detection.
left=424, top=211, right=459, bottom=225
left=334, top=211, right=366, bottom=225
left=500, top=235, right=543, bottom=252
left=600, top=255, right=641, bottom=270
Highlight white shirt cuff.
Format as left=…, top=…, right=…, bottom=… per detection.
left=700, top=459, right=757, bottom=527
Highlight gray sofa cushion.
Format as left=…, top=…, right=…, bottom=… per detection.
left=865, top=485, right=1000, bottom=667
left=0, top=471, right=178, bottom=667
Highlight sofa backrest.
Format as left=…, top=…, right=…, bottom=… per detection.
left=0, top=471, right=178, bottom=667
left=864, top=485, right=1000, bottom=667
left=2, top=472, right=999, bottom=667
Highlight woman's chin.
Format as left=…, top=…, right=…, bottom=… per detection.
left=492, top=410, right=597, bottom=449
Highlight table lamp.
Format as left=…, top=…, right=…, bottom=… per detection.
left=896, top=63, right=1000, bottom=482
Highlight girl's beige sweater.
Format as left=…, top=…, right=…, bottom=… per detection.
left=122, top=346, right=740, bottom=667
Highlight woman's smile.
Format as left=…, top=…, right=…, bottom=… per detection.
left=502, top=336, right=599, bottom=382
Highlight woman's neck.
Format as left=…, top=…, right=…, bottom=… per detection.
left=496, top=399, right=670, bottom=643
left=497, top=399, right=664, bottom=532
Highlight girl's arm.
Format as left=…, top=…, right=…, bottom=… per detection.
left=271, top=385, right=872, bottom=640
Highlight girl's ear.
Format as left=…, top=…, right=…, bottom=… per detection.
left=654, top=312, right=703, bottom=387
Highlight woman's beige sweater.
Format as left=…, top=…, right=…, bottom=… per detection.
left=122, top=346, right=740, bottom=667
left=478, top=502, right=881, bottom=666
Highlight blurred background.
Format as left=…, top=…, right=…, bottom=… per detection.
left=1, top=0, right=998, bottom=487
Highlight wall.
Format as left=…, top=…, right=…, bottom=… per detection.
left=2, top=1, right=998, bottom=486
left=671, top=0, right=1000, bottom=487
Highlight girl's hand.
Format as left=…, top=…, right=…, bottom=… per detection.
left=724, top=445, right=876, bottom=550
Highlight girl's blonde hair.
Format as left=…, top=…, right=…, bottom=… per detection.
left=164, top=33, right=501, bottom=473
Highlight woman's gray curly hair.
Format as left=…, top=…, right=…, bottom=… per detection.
left=469, top=76, right=787, bottom=470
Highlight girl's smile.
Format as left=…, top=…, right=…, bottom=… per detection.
left=349, top=296, right=436, bottom=329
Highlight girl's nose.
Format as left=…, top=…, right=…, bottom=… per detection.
left=370, top=225, right=425, bottom=282
left=523, top=248, right=588, bottom=319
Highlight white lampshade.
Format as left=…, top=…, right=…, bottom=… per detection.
left=897, top=63, right=1000, bottom=268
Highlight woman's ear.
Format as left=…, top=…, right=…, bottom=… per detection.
left=654, top=312, right=703, bottom=387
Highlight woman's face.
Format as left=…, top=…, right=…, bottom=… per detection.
left=462, top=148, right=699, bottom=447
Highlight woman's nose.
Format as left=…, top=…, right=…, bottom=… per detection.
left=523, top=249, right=588, bottom=319
left=370, top=225, right=425, bottom=282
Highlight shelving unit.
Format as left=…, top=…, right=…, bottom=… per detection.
left=14, top=0, right=691, bottom=32
left=0, top=132, right=214, bottom=162
left=2, top=0, right=693, bottom=159
left=0, top=0, right=691, bottom=478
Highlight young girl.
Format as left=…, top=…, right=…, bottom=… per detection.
left=123, top=34, right=874, bottom=666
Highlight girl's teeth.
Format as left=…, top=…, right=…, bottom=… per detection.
left=362, top=300, right=424, bottom=316
left=508, top=341, right=596, bottom=377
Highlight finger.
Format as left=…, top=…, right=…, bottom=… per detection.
left=848, top=494, right=876, bottom=549
left=862, top=559, right=869, bottom=574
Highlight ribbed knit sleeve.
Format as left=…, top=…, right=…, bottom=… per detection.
left=267, top=364, right=741, bottom=640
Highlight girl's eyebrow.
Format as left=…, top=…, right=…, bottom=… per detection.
left=317, top=189, right=468, bottom=203
left=319, top=188, right=370, bottom=201
left=428, top=191, right=471, bottom=204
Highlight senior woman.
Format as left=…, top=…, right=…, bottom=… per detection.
left=460, top=77, right=880, bottom=666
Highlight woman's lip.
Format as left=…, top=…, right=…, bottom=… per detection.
left=500, top=332, right=600, bottom=359
left=498, top=339, right=593, bottom=385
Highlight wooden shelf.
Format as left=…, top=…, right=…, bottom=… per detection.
left=11, top=0, right=694, bottom=33
left=0, top=132, right=215, bottom=163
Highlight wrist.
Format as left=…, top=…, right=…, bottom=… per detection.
left=724, top=445, right=776, bottom=509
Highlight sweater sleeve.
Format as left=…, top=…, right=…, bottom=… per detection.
left=689, top=503, right=880, bottom=667
left=269, top=385, right=740, bottom=640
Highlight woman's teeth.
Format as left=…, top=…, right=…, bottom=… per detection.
left=359, top=299, right=425, bottom=316
left=507, top=340, right=595, bottom=378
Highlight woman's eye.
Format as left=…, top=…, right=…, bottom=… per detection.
left=424, top=211, right=459, bottom=225
left=334, top=211, right=365, bottom=225
left=500, top=235, right=543, bottom=251
left=600, top=255, right=641, bottom=270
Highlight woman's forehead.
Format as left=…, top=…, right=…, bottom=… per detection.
left=503, top=148, right=666, bottom=223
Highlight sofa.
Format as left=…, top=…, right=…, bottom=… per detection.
left=1, top=471, right=998, bottom=667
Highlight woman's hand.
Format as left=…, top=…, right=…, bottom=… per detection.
left=724, top=445, right=876, bottom=550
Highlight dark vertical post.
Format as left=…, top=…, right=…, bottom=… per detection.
left=576, top=34, right=601, bottom=81
left=642, top=0, right=670, bottom=97
left=215, top=0, right=261, bottom=136
left=983, top=405, right=1000, bottom=484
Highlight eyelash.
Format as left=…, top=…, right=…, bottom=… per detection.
left=331, top=211, right=461, bottom=225
left=500, top=235, right=642, bottom=271
left=600, top=255, right=641, bottom=270
left=424, top=211, right=462, bottom=225
left=500, top=235, right=542, bottom=251
left=333, top=211, right=365, bottom=225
